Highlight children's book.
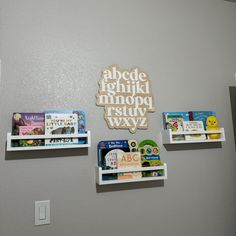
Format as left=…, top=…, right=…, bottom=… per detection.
left=117, top=152, right=142, bottom=180
left=17, top=139, right=44, bottom=147
left=19, top=126, right=44, bottom=136
left=45, top=110, right=86, bottom=144
left=163, top=112, right=189, bottom=129
left=97, top=140, right=131, bottom=169
left=45, top=113, right=78, bottom=146
left=138, top=139, right=164, bottom=177
left=189, top=111, right=216, bottom=129
left=12, top=113, right=45, bottom=135
left=183, top=121, right=206, bottom=141
left=12, top=113, right=45, bottom=147
left=163, top=112, right=188, bottom=141
left=97, top=140, right=131, bottom=181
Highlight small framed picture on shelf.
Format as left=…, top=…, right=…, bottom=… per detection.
left=183, top=121, right=206, bottom=141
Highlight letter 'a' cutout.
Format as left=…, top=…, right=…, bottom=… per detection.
left=96, top=65, right=155, bottom=133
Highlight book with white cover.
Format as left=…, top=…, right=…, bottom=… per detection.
left=45, top=113, right=78, bottom=145
left=183, top=121, right=206, bottom=141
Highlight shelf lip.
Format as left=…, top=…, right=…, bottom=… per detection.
left=165, top=128, right=225, bottom=135
left=161, top=128, right=225, bottom=144
left=7, top=131, right=90, bottom=140
left=95, top=163, right=168, bottom=185
left=6, top=131, right=91, bottom=151
left=97, top=176, right=167, bottom=185
left=168, top=139, right=225, bottom=144
left=98, top=164, right=166, bottom=174
left=7, top=144, right=90, bottom=151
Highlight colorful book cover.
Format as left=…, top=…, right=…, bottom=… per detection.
left=117, top=152, right=142, bottom=180
left=97, top=140, right=131, bottom=181
left=45, top=113, right=78, bottom=146
left=12, top=113, right=45, bottom=135
left=138, top=139, right=163, bottom=177
left=45, top=110, right=86, bottom=144
left=12, top=113, right=45, bottom=147
left=97, top=140, right=130, bottom=169
left=163, top=112, right=189, bottom=129
left=163, top=112, right=187, bottom=141
left=189, top=111, right=216, bottom=128
left=17, top=139, right=44, bottom=147
left=183, top=121, right=206, bottom=141
left=19, top=126, right=44, bottom=135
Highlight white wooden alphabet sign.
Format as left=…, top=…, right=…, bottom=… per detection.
left=96, top=65, right=155, bottom=133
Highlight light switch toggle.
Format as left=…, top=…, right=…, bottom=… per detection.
left=39, top=206, right=46, bottom=220
left=35, top=200, right=50, bottom=226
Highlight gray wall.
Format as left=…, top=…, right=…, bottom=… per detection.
left=0, top=0, right=236, bottom=236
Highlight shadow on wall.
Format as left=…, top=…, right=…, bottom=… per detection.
left=96, top=180, right=164, bottom=193
left=4, top=144, right=89, bottom=160
left=163, top=142, right=222, bottom=151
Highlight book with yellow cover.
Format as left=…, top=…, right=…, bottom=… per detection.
left=117, top=152, right=142, bottom=180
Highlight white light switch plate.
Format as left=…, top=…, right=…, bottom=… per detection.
left=35, top=200, right=50, bottom=226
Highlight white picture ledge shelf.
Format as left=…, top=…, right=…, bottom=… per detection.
left=95, top=163, right=167, bottom=185
left=7, top=131, right=91, bottom=151
left=161, top=128, right=225, bottom=144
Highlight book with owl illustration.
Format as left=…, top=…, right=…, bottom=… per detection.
left=45, top=113, right=78, bottom=146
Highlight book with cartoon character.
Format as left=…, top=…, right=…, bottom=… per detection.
left=12, top=113, right=45, bottom=147
left=45, top=113, right=78, bottom=146
left=163, top=112, right=189, bottom=141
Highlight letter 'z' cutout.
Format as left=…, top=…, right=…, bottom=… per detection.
left=96, top=65, right=155, bottom=133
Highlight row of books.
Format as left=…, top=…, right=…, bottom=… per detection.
left=97, top=139, right=164, bottom=181
left=12, top=110, right=86, bottom=147
left=163, top=111, right=219, bottom=141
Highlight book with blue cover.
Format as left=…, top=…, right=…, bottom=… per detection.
left=97, top=140, right=131, bottom=181
left=189, top=111, right=216, bottom=128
